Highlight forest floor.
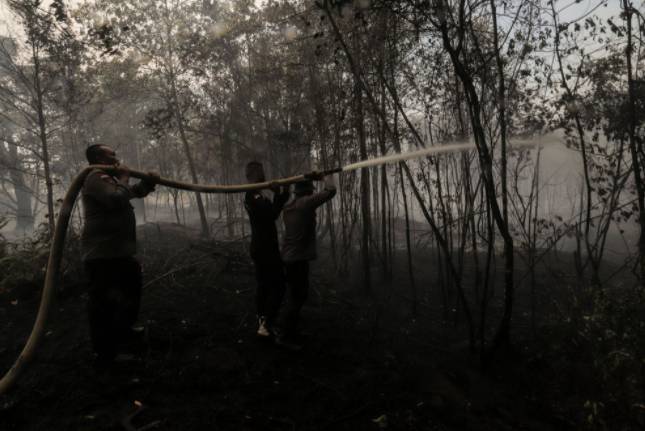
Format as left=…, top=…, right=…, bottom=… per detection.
left=0, top=222, right=633, bottom=430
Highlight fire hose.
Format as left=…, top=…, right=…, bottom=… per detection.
left=0, top=139, right=542, bottom=395
left=0, top=165, right=340, bottom=395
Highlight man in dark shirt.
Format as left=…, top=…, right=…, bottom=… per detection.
left=279, top=174, right=336, bottom=347
left=244, top=161, right=289, bottom=337
left=81, top=144, right=156, bottom=364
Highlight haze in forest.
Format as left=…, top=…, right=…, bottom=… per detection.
left=0, top=0, right=638, bottom=259
left=2, top=1, right=645, bottom=429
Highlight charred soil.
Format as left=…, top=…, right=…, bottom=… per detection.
left=0, top=223, right=637, bottom=430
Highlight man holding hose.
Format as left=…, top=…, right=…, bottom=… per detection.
left=277, top=172, right=336, bottom=348
left=81, top=144, right=157, bottom=366
left=244, top=161, right=290, bottom=338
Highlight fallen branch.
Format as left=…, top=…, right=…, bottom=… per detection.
left=142, top=255, right=216, bottom=289
left=121, top=402, right=163, bottom=431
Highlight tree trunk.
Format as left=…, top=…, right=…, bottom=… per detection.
left=437, top=5, right=514, bottom=349
left=161, top=2, right=209, bottom=237
left=172, top=90, right=209, bottom=236
left=355, top=78, right=371, bottom=295
left=33, top=51, right=55, bottom=239
left=399, top=165, right=417, bottom=316
left=490, top=0, right=513, bottom=349
left=623, top=1, right=645, bottom=287
left=6, top=141, right=34, bottom=233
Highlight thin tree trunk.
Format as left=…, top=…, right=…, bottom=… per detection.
left=33, top=51, right=55, bottom=239
left=171, top=85, right=209, bottom=236
left=399, top=164, right=417, bottom=316
left=162, top=0, right=209, bottom=236
left=322, top=1, right=475, bottom=348
left=623, top=0, right=645, bottom=286
left=355, top=79, right=371, bottom=295
left=6, top=141, right=34, bottom=233
left=437, top=2, right=514, bottom=349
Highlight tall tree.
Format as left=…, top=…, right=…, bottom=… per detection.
left=0, top=0, right=77, bottom=238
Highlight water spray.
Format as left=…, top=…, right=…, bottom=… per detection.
left=0, top=138, right=547, bottom=395
left=341, top=139, right=543, bottom=172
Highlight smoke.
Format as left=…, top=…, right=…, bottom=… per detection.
left=209, top=21, right=228, bottom=39
left=283, top=25, right=298, bottom=41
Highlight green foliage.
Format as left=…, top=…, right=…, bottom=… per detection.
left=578, top=287, right=645, bottom=427
left=0, top=225, right=50, bottom=297
left=543, top=282, right=645, bottom=430
left=0, top=221, right=83, bottom=297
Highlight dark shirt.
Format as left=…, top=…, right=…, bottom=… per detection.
left=244, top=188, right=289, bottom=260
left=282, top=186, right=336, bottom=262
left=81, top=169, right=154, bottom=261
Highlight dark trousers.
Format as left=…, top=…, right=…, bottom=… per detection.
left=252, top=253, right=286, bottom=327
left=283, top=260, right=310, bottom=336
left=85, top=257, right=142, bottom=360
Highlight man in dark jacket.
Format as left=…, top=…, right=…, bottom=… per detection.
left=244, top=161, right=289, bottom=337
left=279, top=173, right=336, bottom=346
left=81, top=144, right=156, bottom=364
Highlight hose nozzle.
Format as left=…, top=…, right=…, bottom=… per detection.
left=303, top=167, right=342, bottom=181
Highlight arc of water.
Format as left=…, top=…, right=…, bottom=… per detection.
left=0, top=137, right=549, bottom=395
left=342, top=139, right=545, bottom=172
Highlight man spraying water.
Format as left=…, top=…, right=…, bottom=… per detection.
left=0, top=137, right=548, bottom=393
left=277, top=172, right=337, bottom=349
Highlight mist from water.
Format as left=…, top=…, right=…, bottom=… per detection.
left=341, top=138, right=552, bottom=172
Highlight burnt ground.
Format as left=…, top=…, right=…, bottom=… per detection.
left=0, top=223, right=612, bottom=430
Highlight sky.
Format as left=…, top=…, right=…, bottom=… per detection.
left=0, top=0, right=624, bottom=34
